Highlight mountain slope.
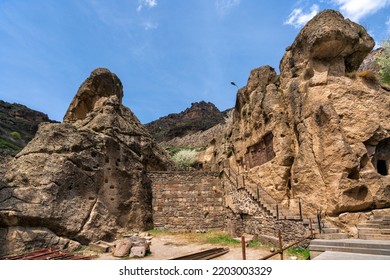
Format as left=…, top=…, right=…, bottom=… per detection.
left=145, top=101, right=226, bottom=143
left=0, top=100, right=52, bottom=155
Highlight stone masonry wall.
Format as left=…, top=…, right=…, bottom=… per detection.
left=148, top=171, right=225, bottom=232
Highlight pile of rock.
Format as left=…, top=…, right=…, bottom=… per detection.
left=90, top=232, right=152, bottom=258
left=113, top=234, right=152, bottom=258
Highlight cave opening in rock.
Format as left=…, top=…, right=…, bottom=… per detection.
left=377, top=160, right=388, bottom=176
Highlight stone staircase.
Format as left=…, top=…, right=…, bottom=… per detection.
left=302, top=218, right=349, bottom=239
left=309, top=239, right=390, bottom=259
left=357, top=215, right=390, bottom=240
left=222, top=166, right=293, bottom=219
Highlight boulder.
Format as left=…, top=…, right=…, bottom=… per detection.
left=130, top=246, right=146, bottom=258
left=0, top=68, right=175, bottom=257
left=113, top=239, right=132, bottom=257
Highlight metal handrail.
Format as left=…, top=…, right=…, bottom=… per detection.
left=222, top=159, right=321, bottom=222
left=260, top=219, right=315, bottom=260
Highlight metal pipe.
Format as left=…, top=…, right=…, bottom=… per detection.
left=298, top=198, right=302, bottom=221
left=241, top=236, right=246, bottom=260
left=309, top=218, right=314, bottom=238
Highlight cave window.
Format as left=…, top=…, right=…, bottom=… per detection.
left=377, top=160, right=388, bottom=176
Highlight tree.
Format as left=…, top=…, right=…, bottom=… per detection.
left=378, top=37, right=390, bottom=85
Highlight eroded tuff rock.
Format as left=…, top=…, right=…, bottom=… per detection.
left=0, top=68, right=175, bottom=257
left=208, top=10, right=390, bottom=218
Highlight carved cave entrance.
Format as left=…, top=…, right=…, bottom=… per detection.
left=371, top=138, right=390, bottom=176
left=245, top=132, right=275, bottom=169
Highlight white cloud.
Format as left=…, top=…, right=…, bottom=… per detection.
left=333, top=0, right=390, bottom=22
left=142, top=21, right=158, bottom=30
left=215, top=0, right=241, bottom=17
left=137, top=0, right=158, bottom=12
left=285, top=4, right=319, bottom=28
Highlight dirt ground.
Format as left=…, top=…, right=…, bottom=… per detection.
left=91, top=232, right=287, bottom=260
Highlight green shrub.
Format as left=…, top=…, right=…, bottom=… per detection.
left=172, top=148, right=198, bottom=170
left=378, top=38, right=390, bottom=85
left=10, top=131, right=21, bottom=140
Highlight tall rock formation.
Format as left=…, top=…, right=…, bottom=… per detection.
left=208, top=10, right=390, bottom=219
left=0, top=68, right=175, bottom=257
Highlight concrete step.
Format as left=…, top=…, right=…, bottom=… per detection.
left=359, top=234, right=390, bottom=240
left=309, top=244, right=390, bottom=256
left=372, top=216, right=390, bottom=221
left=315, top=233, right=349, bottom=239
left=310, top=239, right=390, bottom=250
left=358, top=228, right=390, bottom=235
left=357, top=223, right=390, bottom=229
left=363, top=220, right=390, bottom=226
left=321, top=228, right=340, bottom=234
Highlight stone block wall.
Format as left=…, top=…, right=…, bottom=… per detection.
left=148, top=171, right=225, bottom=232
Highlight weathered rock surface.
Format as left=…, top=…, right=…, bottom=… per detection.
left=207, top=10, right=390, bottom=218
left=0, top=68, right=175, bottom=257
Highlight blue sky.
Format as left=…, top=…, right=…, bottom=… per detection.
left=1, top=0, right=390, bottom=124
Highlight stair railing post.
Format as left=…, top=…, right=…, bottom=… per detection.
left=309, top=218, right=314, bottom=238
left=298, top=198, right=302, bottom=221
left=241, top=235, right=246, bottom=260
left=278, top=230, right=283, bottom=260
left=276, top=204, right=279, bottom=220
left=317, top=209, right=322, bottom=234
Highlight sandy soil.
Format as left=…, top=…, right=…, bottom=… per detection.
left=92, top=233, right=284, bottom=260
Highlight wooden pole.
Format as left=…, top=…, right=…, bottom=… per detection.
left=278, top=230, right=283, bottom=260
left=241, top=235, right=246, bottom=260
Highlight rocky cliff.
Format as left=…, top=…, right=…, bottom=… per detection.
left=0, top=68, right=175, bottom=257
left=145, top=101, right=226, bottom=143
left=207, top=10, right=390, bottom=220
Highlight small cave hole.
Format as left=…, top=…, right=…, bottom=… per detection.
left=110, top=198, right=115, bottom=201
left=377, top=160, right=388, bottom=176
left=105, top=157, right=109, bottom=163
left=347, top=166, right=360, bottom=180
left=360, top=154, right=369, bottom=169
left=204, top=212, right=209, bottom=218
left=91, top=151, right=97, bottom=158
left=110, top=185, right=115, bottom=189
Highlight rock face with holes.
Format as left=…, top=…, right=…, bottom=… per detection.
left=208, top=10, right=390, bottom=218
left=0, top=68, right=175, bottom=257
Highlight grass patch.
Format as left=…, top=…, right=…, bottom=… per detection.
left=204, top=232, right=240, bottom=246
left=248, top=240, right=261, bottom=249
left=286, top=247, right=310, bottom=260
